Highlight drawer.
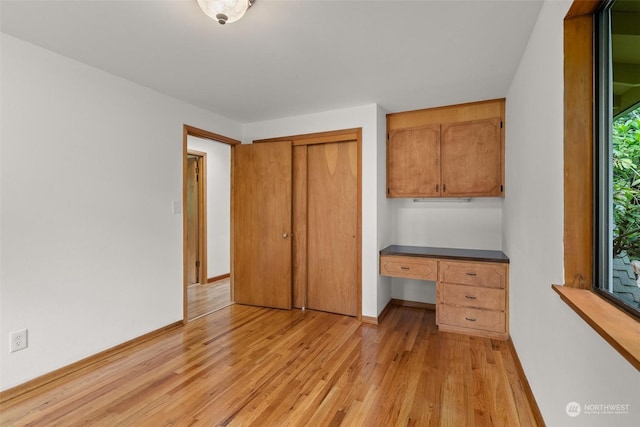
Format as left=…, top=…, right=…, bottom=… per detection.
left=437, top=305, right=505, bottom=333
left=380, top=255, right=437, bottom=280
left=439, top=260, right=507, bottom=289
left=440, top=283, right=505, bottom=310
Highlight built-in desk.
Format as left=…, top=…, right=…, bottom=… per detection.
left=380, top=245, right=509, bottom=340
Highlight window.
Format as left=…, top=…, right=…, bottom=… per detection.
left=595, top=0, right=640, bottom=318
left=558, top=0, right=640, bottom=371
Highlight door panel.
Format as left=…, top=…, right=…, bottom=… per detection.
left=307, top=141, right=358, bottom=316
left=186, top=156, right=199, bottom=285
left=233, top=142, right=292, bottom=309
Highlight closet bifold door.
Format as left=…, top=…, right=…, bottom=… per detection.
left=232, top=141, right=292, bottom=309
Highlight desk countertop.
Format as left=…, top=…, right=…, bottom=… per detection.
left=380, top=245, right=509, bottom=264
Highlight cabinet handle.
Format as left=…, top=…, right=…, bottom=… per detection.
left=466, top=272, right=477, bottom=276
left=443, top=184, right=446, bottom=192
left=435, top=184, right=439, bottom=192
left=465, top=317, right=477, bottom=322
left=465, top=295, right=477, bottom=300
left=400, top=266, right=410, bottom=270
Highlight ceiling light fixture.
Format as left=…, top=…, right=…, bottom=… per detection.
left=196, top=0, right=255, bottom=25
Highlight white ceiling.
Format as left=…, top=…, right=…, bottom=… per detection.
left=0, top=0, right=544, bottom=123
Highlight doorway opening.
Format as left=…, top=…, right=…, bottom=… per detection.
left=183, top=125, right=240, bottom=323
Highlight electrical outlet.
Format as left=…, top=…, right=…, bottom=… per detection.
left=10, top=329, right=28, bottom=353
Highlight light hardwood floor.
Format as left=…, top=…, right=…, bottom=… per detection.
left=188, top=278, right=232, bottom=320
left=0, top=305, right=539, bottom=426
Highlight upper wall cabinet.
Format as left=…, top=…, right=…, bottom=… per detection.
left=387, top=99, right=505, bottom=198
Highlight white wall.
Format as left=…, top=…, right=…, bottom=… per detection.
left=503, top=1, right=640, bottom=426
left=243, top=104, right=392, bottom=318
left=0, top=35, right=242, bottom=391
left=187, top=136, right=231, bottom=279
left=390, top=190, right=503, bottom=304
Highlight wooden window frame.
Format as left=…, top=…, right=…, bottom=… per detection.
left=555, top=0, right=640, bottom=371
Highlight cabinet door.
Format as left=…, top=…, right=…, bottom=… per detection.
left=387, top=124, right=440, bottom=197
left=441, top=118, right=503, bottom=197
left=233, top=141, right=292, bottom=310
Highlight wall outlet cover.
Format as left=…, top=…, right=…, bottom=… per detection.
left=10, top=329, right=28, bottom=352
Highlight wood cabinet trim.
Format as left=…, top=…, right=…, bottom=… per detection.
left=387, top=98, right=506, bottom=131
left=438, top=323, right=509, bottom=340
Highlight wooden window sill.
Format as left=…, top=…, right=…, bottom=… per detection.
left=552, top=285, right=640, bottom=370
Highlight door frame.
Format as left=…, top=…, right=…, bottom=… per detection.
left=254, top=128, right=363, bottom=320
left=183, top=125, right=240, bottom=324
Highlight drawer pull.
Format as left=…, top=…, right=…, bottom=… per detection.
left=465, top=295, right=477, bottom=300
left=466, top=272, right=477, bottom=276
left=465, top=317, right=477, bottom=322
left=400, top=266, right=410, bottom=270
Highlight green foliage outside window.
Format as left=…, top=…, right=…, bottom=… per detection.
left=612, top=106, right=640, bottom=259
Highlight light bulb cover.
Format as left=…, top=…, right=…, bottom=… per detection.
left=197, top=0, right=249, bottom=24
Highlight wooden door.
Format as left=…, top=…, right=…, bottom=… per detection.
left=441, top=118, right=503, bottom=197
left=306, top=141, right=358, bottom=316
left=233, top=142, right=292, bottom=309
left=387, top=124, right=441, bottom=197
left=186, top=156, right=199, bottom=284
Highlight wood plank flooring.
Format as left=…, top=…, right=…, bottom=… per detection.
left=0, top=305, right=539, bottom=426
left=188, top=278, right=231, bottom=320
